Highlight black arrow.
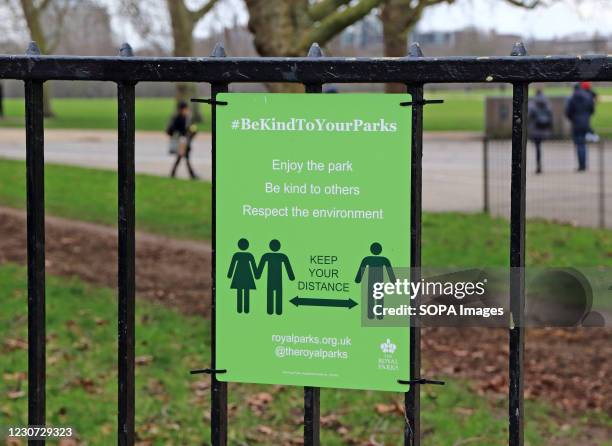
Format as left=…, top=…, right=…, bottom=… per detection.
left=290, top=296, right=358, bottom=309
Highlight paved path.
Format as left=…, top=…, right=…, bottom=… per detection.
left=0, top=128, right=212, bottom=180
left=0, top=129, right=609, bottom=227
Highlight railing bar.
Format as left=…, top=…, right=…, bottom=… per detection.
left=405, top=82, right=424, bottom=446
left=598, top=140, right=605, bottom=229
left=301, top=63, right=324, bottom=446
left=117, top=42, right=136, bottom=445
left=4, top=54, right=612, bottom=83
left=483, top=136, right=490, bottom=214
left=509, top=80, right=528, bottom=446
left=211, top=42, right=229, bottom=446
left=25, top=77, right=46, bottom=446
left=404, top=42, right=425, bottom=446
left=302, top=43, right=323, bottom=446
left=304, top=386, right=320, bottom=445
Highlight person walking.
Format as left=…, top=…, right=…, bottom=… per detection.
left=565, top=83, right=595, bottom=172
left=167, top=101, right=199, bottom=179
left=580, top=81, right=600, bottom=142
left=528, top=89, right=553, bottom=174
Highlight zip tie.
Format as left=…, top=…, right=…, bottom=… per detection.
left=397, top=378, right=445, bottom=386
left=190, top=368, right=227, bottom=375
left=190, top=98, right=228, bottom=106
left=399, top=99, right=444, bottom=107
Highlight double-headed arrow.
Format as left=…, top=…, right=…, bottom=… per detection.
left=290, top=296, right=358, bottom=309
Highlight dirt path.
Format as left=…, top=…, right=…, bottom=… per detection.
left=0, top=207, right=610, bottom=423
left=0, top=206, right=212, bottom=316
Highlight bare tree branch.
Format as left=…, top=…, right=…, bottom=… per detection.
left=309, top=0, right=352, bottom=22
left=189, top=0, right=219, bottom=23
left=120, top=0, right=171, bottom=51
left=38, top=0, right=52, bottom=11
left=46, top=0, right=73, bottom=52
left=504, top=0, right=544, bottom=7
left=426, top=0, right=455, bottom=6
left=300, top=0, right=385, bottom=51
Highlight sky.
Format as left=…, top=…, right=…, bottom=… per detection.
left=416, top=0, right=612, bottom=39
left=108, top=0, right=611, bottom=50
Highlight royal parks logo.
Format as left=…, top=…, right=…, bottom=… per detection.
left=378, top=339, right=399, bottom=372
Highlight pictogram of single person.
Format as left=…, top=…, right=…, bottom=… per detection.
left=257, top=239, right=295, bottom=315
left=227, top=238, right=259, bottom=313
left=355, top=242, right=396, bottom=320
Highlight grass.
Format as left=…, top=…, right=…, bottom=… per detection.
left=0, top=263, right=593, bottom=445
left=0, top=158, right=211, bottom=240
left=0, top=160, right=609, bottom=443
left=421, top=212, right=611, bottom=267
left=0, top=98, right=212, bottom=132
left=0, top=86, right=611, bottom=135
left=423, top=86, right=612, bottom=135
left=1, top=157, right=610, bottom=268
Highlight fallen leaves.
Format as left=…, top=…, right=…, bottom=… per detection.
left=99, top=424, right=113, bottom=435
left=75, top=377, right=101, bottom=394
left=247, top=392, right=274, bottom=416
left=190, top=379, right=210, bottom=397
left=146, top=378, right=168, bottom=402
left=3, top=338, right=27, bottom=352
left=3, top=372, right=26, bottom=382
left=423, top=326, right=612, bottom=413
left=374, top=400, right=404, bottom=416
left=256, top=425, right=273, bottom=435
left=7, top=390, right=25, bottom=399
left=135, top=355, right=154, bottom=366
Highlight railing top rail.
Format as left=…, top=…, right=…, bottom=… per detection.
left=0, top=53, right=611, bottom=83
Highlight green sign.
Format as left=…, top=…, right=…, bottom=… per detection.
left=216, top=93, right=411, bottom=392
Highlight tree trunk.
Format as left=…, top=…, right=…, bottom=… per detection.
left=246, top=0, right=310, bottom=58
left=167, top=0, right=201, bottom=122
left=266, top=83, right=305, bottom=93
left=382, top=30, right=408, bottom=93
left=381, top=0, right=420, bottom=93
left=246, top=0, right=326, bottom=92
left=20, top=0, right=55, bottom=116
left=246, top=0, right=384, bottom=92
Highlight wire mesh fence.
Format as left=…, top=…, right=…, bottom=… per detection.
left=485, top=138, right=610, bottom=228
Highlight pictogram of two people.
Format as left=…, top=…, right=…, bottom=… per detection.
left=227, top=238, right=294, bottom=315
left=228, top=239, right=394, bottom=319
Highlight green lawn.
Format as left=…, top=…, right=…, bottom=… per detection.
left=0, top=98, right=212, bottom=132
left=0, top=158, right=211, bottom=240
left=1, top=158, right=610, bottom=267
left=0, top=160, right=610, bottom=443
left=424, top=86, right=612, bottom=135
left=0, top=86, right=611, bottom=135
left=0, top=263, right=595, bottom=445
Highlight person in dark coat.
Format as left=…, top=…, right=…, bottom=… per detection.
left=565, top=83, right=595, bottom=171
left=167, top=101, right=199, bottom=179
left=580, top=81, right=599, bottom=142
left=528, top=89, right=553, bottom=174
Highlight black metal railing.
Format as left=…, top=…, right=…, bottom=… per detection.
left=6, top=40, right=612, bottom=446
left=484, top=138, right=609, bottom=228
